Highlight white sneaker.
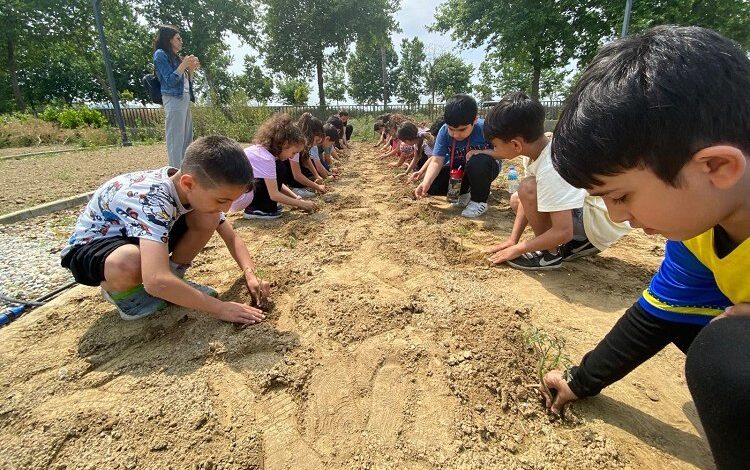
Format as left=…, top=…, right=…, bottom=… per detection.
left=461, top=201, right=488, bottom=218
left=292, top=188, right=316, bottom=198
left=451, top=193, right=471, bottom=208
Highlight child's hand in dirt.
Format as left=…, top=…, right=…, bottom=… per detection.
left=712, top=303, right=750, bottom=322
left=315, top=177, right=325, bottom=185
left=414, top=182, right=429, bottom=199
left=487, top=245, right=523, bottom=264
left=300, top=200, right=318, bottom=212
left=315, top=184, right=327, bottom=194
left=409, top=172, right=422, bottom=183
left=541, top=369, right=578, bottom=416
left=246, top=277, right=271, bottom=308
left=388, top=161, right=399, bottom=167
left=483, top=239, right=516, bottom=254
left=215, top=301, right=265, bottom=325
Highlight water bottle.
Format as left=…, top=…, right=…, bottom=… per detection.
left=507, top=166, right=519, bottom=194
left=446, top=167, right=464, bottom=203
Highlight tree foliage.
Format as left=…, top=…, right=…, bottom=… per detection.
left=276, top=77, right=310, bottom=105
left=424, top=53, right=472, bottom=103
left=346, top=36, right=398, bottom=105
left=237, top=55, right=274, bottom=104
left=324, top=58, right=347, bottom=105
left=396, top=37, right=426, bottom=104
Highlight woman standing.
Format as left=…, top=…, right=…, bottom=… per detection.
left=153, top=25, right=200, bottom=168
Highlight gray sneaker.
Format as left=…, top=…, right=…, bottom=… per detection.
left=171, top=262, right=218, bottom=297
left=101, top=286, right=167, bottom=321
left=451, top=193, right=471, bottom=208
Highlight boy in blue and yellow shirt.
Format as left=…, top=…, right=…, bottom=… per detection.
left=542, top=26, right=750, bottom=468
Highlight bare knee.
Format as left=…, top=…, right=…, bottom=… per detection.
left=103, top=245, right=142, bottom=289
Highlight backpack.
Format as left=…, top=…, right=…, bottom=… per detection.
left=141, top=73, right=162, bottom=104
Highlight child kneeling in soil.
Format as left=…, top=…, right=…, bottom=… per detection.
left=282, top=113, right=327, bottom=198
left=61, top=136, right=270, bottom=323
left=541, top=26, right=750, bottom=469
left=236, top=113, right=318, bottom=220
left=481, top=92, right=630, bottom=270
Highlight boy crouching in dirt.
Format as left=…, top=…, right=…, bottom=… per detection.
left=61, top=136, right=270, bottom=324
left=541, top=26, right=750, bottom=468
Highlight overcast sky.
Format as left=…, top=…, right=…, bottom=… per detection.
left=225, top=0, right=487, bottom=104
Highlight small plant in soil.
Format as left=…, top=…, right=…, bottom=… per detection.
left=523, top=326, right=573, bottom=415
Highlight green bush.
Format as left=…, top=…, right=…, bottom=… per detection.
left=193, top=92, right=272, bottom=143
left=41, top=104, right=107, bottom=129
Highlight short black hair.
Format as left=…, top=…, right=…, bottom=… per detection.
left=181, top=136, right=254, bottom=191
left=338, top=110, right=349, bottom=117
left=397, top=121, right=419, bottom=141
left=552, top=25, right=750, bottom=189
left=484, top=92, right=545, bottom=142
left=443, top=94, right=478, bottom=127
left=323, top=123, right=339, bottom=141
left=327, top=114, right=344, bottom=130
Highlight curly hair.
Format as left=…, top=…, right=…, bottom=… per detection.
left=253, top=113, right=306, bottom=157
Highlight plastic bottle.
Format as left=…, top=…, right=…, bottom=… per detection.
left=507, top=165, right=519, bottom=194
left=447, top=166, right=464, bottom=202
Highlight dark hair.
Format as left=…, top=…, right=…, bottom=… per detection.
left=253, top=113, right=305, bottom=157
left=553, top=26, right=750, bottom=189
left=153, top=25, right=181, bottom=62
left=297, top=113, right=324, bottom=144
left=338, top=110, right=349, bottom=117
left=377, top=113, right=392, bottom=124
left=484, top=91, right=545, bottom=142
left=373, top=120, right=385, bottom=132
left=397, top=122, right=419, bottom=141
left=181, top=136, right=254, bottom=192
left=429, top=118, right=445, bottom=137
left=327, top=114, right=344, bottom=130
left=443, top=94, right=478, bottom=127
left=323, top=123, right=339, bottom=141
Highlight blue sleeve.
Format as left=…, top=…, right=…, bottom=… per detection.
left=638, top=240, right=731, bottom=325
left=153, top=49, right=182, bottom=88
left=430, top=124, right=449, bottom=162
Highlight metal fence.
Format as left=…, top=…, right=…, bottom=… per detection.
left=97, top=100, right=564, bottom=129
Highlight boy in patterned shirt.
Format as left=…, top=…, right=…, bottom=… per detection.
left=61, top=136, right=269, bottom=323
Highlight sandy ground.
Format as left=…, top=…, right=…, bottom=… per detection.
left=0, top=143, right=713, bottom=469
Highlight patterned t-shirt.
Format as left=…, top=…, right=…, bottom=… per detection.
left=65, top=167, right=198, bottom=247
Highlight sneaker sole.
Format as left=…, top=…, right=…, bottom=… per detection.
left=243, top=213, right=283, bottom=220
left=505, top=260, right=563, bottom=271
left=563, top=247, right=600, bottom=261
left=462, top=210, right=487, bottom=218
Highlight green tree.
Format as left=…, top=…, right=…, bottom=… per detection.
left=237, top=55, right=274, bottom=104
left=424, top=52, right=472, bottom=103
left=347, top=36, right=398, bottom=105
left=259, top=0, right=400, bottom=107
left=480, top=52, right=566, bottom=100
left=277, top=77, right=310, bottom=105
left=324, top=58, right=347, bottom=105
left=396, top=37, right=426, bottom=104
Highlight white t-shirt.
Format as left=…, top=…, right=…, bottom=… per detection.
left=183, top=72, right=190, bottom=94
left=309, top=146, right=320, bottom=161
left=527, top=140, right=630, bottom=250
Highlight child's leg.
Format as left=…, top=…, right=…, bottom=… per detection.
left=463, top=154, right=500, bottom=202
left=427, top=166, right=451, bottom=195
left=517, top=176, right=553, bottom=236
left=170, top=211, right=221, bottom=266
left=509, top=192, right=520, bottom=213
left=248, top=178, right=279, bottom=213
left=101, top=243, right=143, bottom=292
left=685, top=316, right=750, bottom=468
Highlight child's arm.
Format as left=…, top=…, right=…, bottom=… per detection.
left=290, top=160, right=326, bottom=193
left=267, top=178, right=317, bottom=211
left=380, top=148, right=397, bottom=159
left=217, top=220, right=270, bottom=306
left=389, top=153, right=408, bottom=168
left=313, top=158, right=331, bottom=178
left=467, top=148, right=506, bottom=161
left=485, top=203, right=528, bottom=254
left=139, top=239, right=265, bottom=324
left=488, top=210, right=573, bottom=264
left=403, top=153, right=421, bottom=176
left=303, top=158, right=322, bottom=182
left=414, top=157, right=445, bottom=197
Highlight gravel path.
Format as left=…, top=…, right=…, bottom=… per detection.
left=0, top=208, right=79, bottom=306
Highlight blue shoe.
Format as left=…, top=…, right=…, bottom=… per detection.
left=170, top=262, right=219, bottom=297
left=101, top=285, right=167, bottom=321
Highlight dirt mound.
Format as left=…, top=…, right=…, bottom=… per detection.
left=0, top=143, right=711, bottom=469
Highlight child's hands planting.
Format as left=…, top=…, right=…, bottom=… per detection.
left=541, top=369, right=578, bottom=416
left=214, top=301, right=266, bottom=325
left=315, top=184, right=327, bottom=194
left=300, top=200, right=318, bottom=212
left=246, top=275, right=271, bottom=308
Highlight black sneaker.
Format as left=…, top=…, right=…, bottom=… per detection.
left=243, top=209, right=282, bottom=220
left=560, top=238, right=600, bottom=261
left=506, top=250, right=563, bottom=271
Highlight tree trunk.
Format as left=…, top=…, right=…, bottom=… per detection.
left=7, top=34, right=26, bottom=112
left=316, top=55, right=325, bottom=108
left=531, top=65, right=541, bottom=101
left=380, top=44, right=389, bottom=109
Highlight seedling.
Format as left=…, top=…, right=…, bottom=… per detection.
left=523, top=326, right=573, bottom=409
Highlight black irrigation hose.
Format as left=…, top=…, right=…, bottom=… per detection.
left=0, top=294, right=46, bottom=307
left=0, top=280, right=78, bottom=307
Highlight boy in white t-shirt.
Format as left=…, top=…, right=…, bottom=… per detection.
left=482, top=92, right=630, bottom=270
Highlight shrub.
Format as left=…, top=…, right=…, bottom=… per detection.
left=0, top=116, right=74, bottom=148
left=41, top=104, right=107, bottom=129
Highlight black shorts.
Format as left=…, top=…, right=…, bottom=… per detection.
left=61, top=215, right=189, bottom=286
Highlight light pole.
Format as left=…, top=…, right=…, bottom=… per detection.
left=621, top=0, right=634, bottom=38
left=91, top=0, right=131, bottom=146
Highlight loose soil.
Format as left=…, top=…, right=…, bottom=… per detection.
left=0, top=144, right=80, bottom=159
left=0, top=143, right=712, bottom=469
